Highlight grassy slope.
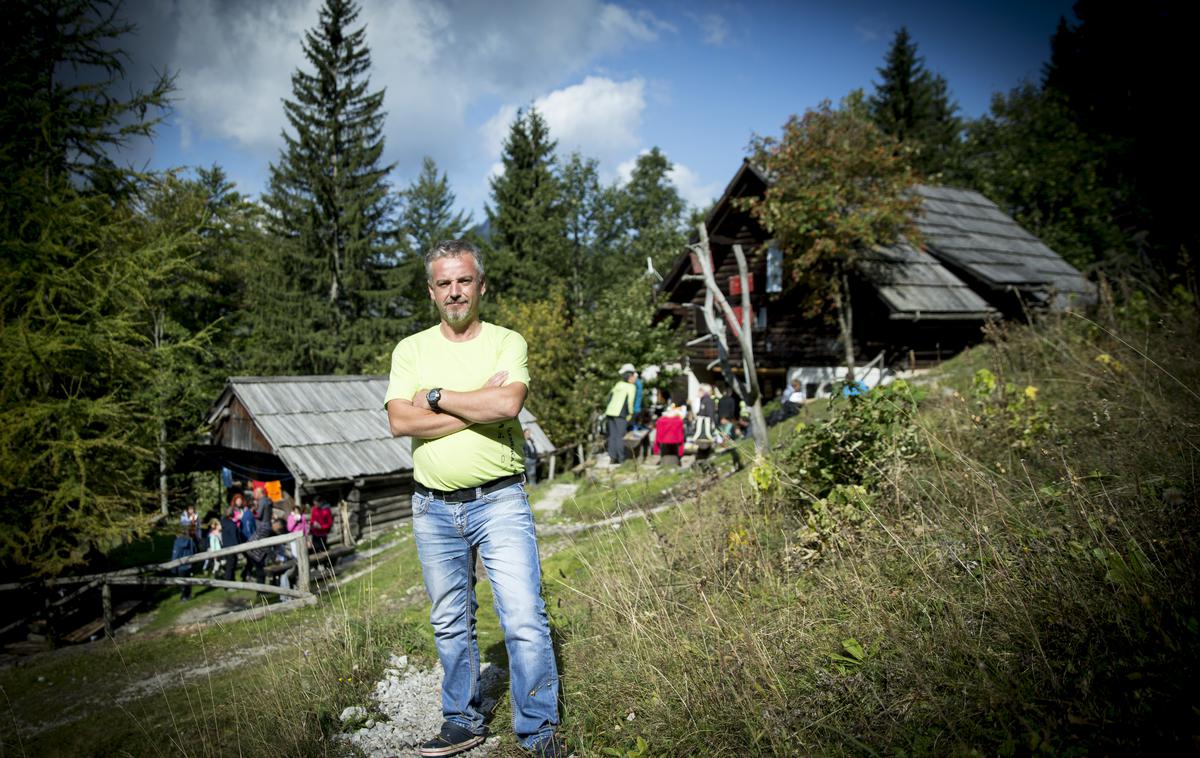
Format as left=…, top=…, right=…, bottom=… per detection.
left=5, top=302, right=1197, bottom=757
left=552, top=304, right=1200, bottom=756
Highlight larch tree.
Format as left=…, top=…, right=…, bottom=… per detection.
left=264, top=0, right=400, bottom=374
left=868, top=27, right=960, bottom=177
left=744, top=96, right=920, bottom=383
left=0, top=0, right=200, bottom=575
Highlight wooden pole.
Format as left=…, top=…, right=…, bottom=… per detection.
left=339, top=500, right=356, bottom=547
left=101, top=583, right=113, bottom=639
left=548, top=453, right=556, bottom=481
left=692, top=226, right=769, bottom=454
left=295, top=531, right=310, bottom=595
left=105, top=575, right=309, bottom=599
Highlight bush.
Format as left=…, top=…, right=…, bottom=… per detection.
left=780, top=379, right=921, bottom=498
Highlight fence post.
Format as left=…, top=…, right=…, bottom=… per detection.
left=548, top=452, right=556, bottom=481
left=339, top=500, right=356, bottom=547
left=101, top=582, right=113, bottom=639
left=295, top=531, right=310, bottom=595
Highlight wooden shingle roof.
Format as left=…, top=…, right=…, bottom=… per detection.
left=858, top=239, right=995, bottom=320
left=913, top=185, right=1095, bottom=307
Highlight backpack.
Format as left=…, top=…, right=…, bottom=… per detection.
left=240, top=509, right=257, bottom=541
left=172, top=536, right=196, bottom=576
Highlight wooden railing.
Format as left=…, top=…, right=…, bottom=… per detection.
left=1, top=531, right=317, bottom=639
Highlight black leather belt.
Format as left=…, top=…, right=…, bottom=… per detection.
left=414, top=473, right=525, bottom=503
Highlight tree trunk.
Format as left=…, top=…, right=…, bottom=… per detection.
left=154, top=311, right=168, bottom=516
left=158, top=420, right=168, bottom=517
left=836, top=264, right=857, bottom=383
left=731, top=244, right=769, bottom=453
left=692, top=226, right=769, bottom=454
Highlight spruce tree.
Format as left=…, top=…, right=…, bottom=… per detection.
left=401, top=156, right=473, bottom=259
left=622, top=147, right=687, bottom=276
left=264, top=0, right=400, bottom=373
left=868, top=27, right=960, bottom=176
left=486, top=107, right=567, bottom=300
left=397, top=156, right=473, bottom=329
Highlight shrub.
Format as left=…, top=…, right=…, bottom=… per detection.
left=780, top=379, right=921, bottom=499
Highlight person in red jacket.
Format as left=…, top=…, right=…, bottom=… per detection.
left=309, top=496, right=334, bottom=555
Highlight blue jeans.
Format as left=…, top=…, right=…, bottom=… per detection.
left=411, top=481, right=559, bottom=748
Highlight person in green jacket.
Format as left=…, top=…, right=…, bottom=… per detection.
left=605, top=365, right=638, bottom=464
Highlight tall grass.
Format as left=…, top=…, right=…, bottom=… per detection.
left=1, top=530, right=437, bottom=757
left=550, top=292, right=1200, bottom=755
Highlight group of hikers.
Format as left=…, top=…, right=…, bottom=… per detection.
left=170, top=483, right=335, bottom=600
left=603, top=364, right=752, bottom=466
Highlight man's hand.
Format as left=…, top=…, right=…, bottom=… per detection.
left=485, top=370, right=509, bottom=387
left=413, top=371, right=509, bottom=409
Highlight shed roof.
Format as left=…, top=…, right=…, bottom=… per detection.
left=207, top=376, right=554, bottom=485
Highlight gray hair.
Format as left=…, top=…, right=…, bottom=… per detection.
left=425, top=239, right=485, bottom=281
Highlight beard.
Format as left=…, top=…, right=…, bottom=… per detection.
left=439, top=299, right=476, bottom=326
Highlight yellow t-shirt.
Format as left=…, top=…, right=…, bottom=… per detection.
left=384, top=322, right=530, bottom=490
left=604, top=380, right=636, bottom=418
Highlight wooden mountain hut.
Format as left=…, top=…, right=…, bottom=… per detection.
left=656, top=160, right=1094, bottom=398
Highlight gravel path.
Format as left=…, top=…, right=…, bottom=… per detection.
left=336, top=654, right=505, bottom=757
left=532, top=483, right=577, bottom=513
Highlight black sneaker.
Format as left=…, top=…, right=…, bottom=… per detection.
left=417, top=721, right=486, bottom=757
left=528, top=733, right=573, bottom=758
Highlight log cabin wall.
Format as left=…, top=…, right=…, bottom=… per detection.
left=345, top=474, right=415, bottom=543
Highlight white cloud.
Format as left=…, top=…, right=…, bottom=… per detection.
left=157, top=0, right=668, bottom=185
left=173, top=0, right=320, bottom=152
left=688, top=12, right=729, bottom=46
left=854, top=14, right=887, bottom=42
left=854, top=24, right=881, bottom=42
left=481, top=76, right=646, bottom=171
left=537, top=77, right=646, bottom=157
left=667, top=160, right=722, bottom=211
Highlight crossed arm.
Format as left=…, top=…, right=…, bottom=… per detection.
left=387, top=371, right=527, bottom=439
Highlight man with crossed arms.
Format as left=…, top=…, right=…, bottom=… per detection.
left=385, top=240, right=567, bottom=758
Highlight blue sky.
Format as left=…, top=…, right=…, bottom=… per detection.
left=116, top=0, right=1075, bottom=219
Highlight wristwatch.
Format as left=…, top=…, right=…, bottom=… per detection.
left=426, top=388, right=443, bottom=413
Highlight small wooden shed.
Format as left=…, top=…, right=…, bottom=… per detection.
left=195, top=375, right=554, bottom=544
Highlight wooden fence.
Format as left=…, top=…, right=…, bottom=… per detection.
left=1, top=531, right=320, bottom=639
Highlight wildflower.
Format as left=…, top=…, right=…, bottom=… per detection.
left=1024, top=385, right=1038, bottom=401
left=1095, top=353, right=1125, bottom=372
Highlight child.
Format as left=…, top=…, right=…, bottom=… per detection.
left=204, top=519, right=223, bottom=576
left=286, top=502, right=308, bottom=561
